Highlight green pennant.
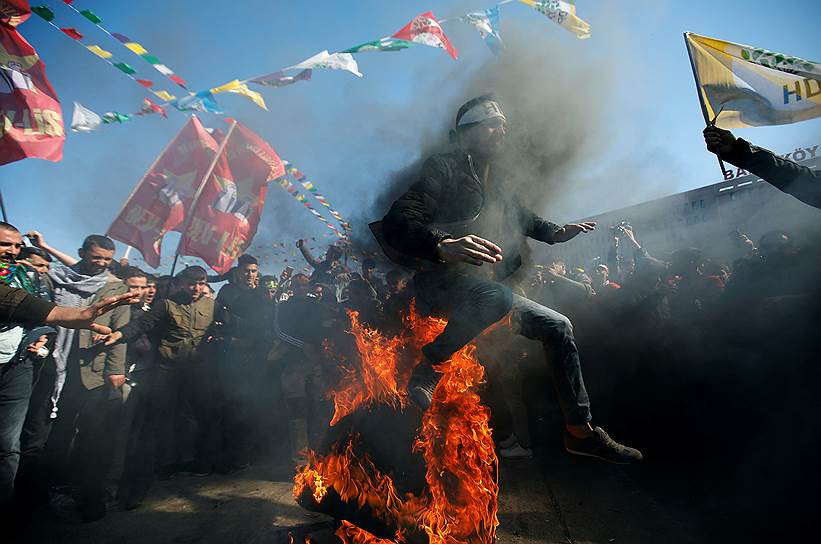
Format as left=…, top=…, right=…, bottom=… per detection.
left=31, top=5, right=55, bottom=22
left=141, top=54, right=160, bottom=65
left=113, top=62, right=136, bottom=75
left=102, top=112, right=130, bottom=124
left=80, top=9, right=102, bottom=25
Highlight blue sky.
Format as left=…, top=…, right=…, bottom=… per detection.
left=3, top=0, right=820, bottom=272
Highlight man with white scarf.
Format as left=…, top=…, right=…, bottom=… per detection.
left=35, top=233, right=130, bottom=522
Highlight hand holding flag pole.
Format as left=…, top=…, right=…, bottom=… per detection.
left=683, top=32, right=729, bottom=178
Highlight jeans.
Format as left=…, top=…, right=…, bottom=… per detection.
left=0, top=359, right=33, bottom=504
left=415, top=271, right=592, bottom=425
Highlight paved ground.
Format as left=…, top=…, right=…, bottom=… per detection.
left=20, top=448, right=708, bottom=544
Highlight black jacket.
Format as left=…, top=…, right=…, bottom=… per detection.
left=724, top=139, right=820, bottom=209
left=381, top=151, right=563, bottom=279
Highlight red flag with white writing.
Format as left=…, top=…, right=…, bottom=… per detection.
left=107, top=116, right=218, bottom=267
left=0, top=0, right=65, bottom=165
left=178, top=122, right=284, bottom=273
left=392, top=11, right=458, bottom=60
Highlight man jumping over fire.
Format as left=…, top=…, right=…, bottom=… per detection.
left=377, top=95, right=642, bottom=464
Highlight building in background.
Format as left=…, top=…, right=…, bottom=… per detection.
left=533, top=150, right=821, bottom=269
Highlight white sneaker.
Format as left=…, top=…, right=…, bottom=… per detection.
left=498, top=443, right=533, bottom=459
left=497, top=433, right=518, bottom=449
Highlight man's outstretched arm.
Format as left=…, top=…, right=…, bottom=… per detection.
left=25, top=231, right=79, bottom=267
left=704, top=126, right=821, bottom=209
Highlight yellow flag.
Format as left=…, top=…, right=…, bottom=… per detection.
left=520, top=0, right=590, bottom=39
left=151, top=89, right=176, bottom=102
left=686, top=32, right=821, bottom=128
left=210, top=80, right=268, bottom=110
left=124, top=42, right=148, bottom=56
left=86, top=45, right=112, bottom=59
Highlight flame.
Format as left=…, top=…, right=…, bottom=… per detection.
left=295, top=302, right=499, bottom=543
left=327, top=310, right=416, bottom=426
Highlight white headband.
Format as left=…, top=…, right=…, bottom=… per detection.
left=457, top=100, right=506, bottom=127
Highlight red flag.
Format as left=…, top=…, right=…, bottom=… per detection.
left=59, top=27, right=83, bottom=40
left=0, top=1, right=64, bottom=165
left=178, top=122, right=284, bottom=273
left=392, top=11, right=457, bottom=60
left=107, top=116, right=219, bottom=267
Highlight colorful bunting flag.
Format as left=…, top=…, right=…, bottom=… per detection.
left=136, top=78, right=153, bottom=87
left=249, top=68, right=312, bottom=88
left=173, top=91, right=222, bottom=113
left=79, top=9, right=101, bottom=25
left=70, top=101, right=101, bottom=132
left=461, top=6, right=503, bottom=55
left=151, top=89, right=176, bottom=101
left=60, top=27, right=83, bottom=39
left=31, top=5, right=55, bottom=22
left=211, top=79, right=267, bottom=110
left=86, top=44, right=112, bottom=59
left=341, top=37, right=413, bottom=53
left=124, top=42, right=148, bottom=55
left=391, top=11, right=458, bottom=60
left=139, top=98, right=167, bottom=118
left=113, top=61, right=135, bottom=74
left=102, top=111, right=130, bottom=123
left=520, top=0, right=591, bottom=39
left=287, top=50, right=363, bottom=77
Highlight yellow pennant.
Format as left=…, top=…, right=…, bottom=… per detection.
left=124, top=42, right=148, bottom=56
left=86, top=44, right=112, bottom=59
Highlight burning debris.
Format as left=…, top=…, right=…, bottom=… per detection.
left=294, top=305, right=500, bottom=543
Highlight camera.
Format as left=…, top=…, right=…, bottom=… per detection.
left=610, top=221, right=632, bottom=235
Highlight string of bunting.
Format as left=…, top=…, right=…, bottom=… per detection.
left=30, top=2, right=179, bottom=103
left=273, top=166, right=349, bottom=240
left=283, top=161, right=351, bottom=232
left=73, top=2, right=591, bottom=120
left=59, top=0, right=191, bottom=95
left=70, top=99, right=166, bottom=132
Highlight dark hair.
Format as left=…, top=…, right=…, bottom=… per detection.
left=326, top=245, right=343, bottom=260
left=237, top=254, right=258, bottom=267
left=145, top=273, right=158, bottom=284
left=120, top=266, right=148, bottom=282
left=176, top=265, right=207, bottom=282
left=81, top=234, right=115, bottom=252
left=20, top=246, right=52, bottom=262
left=0, top=221, right=19, bottom=233
left=362, top=258, right=376, bottom=270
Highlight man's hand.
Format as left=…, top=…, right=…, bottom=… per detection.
left=94, top=330, right=123, bottom=346
left=703, top=126, right=737, bottom=156
left=296, top=239, right=304, bottom=249
left=619, top=225, right=641, bottom=249
left=108, top=374, right=126, bottom=389
left=436, top=235, right=503, bottom=266
left=25, top=230, right=48, bottom=250
left=26, top=335, right=48, bottom=354
left=45, top=291, right=139, bottom=330
left=553, top=222, right=596, bottom=243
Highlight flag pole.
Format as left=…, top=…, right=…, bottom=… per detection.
left=171, top=119, right=238, bottom=276
left=0, top=189, right=8, bottom=223
left=683, top=32, right=729, bottom=177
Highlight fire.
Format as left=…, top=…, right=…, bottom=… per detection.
left=295, top=303, right=500, bottom=543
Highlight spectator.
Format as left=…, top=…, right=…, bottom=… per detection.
left=297, top=239, right=345, bottom=285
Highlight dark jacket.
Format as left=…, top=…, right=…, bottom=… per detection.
left=118, top=292, right=214, bottom=367
left=724, top=139, right=821, bottom=209
left=381, top=151, right=563, bottom=280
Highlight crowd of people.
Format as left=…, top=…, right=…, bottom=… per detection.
left=0, top=114, right=818, bottom=539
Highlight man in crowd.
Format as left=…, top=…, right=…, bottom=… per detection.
left=39, top=234, right=130, bottom=521
left=105, top=266, right=215, bottom=478
left=703, top=125, right=821, bottom=209
left=213, top=254, right=265, bottom=471
left=297, top=239, right=345, bottom=285
left=380, top=95, right=642, bottom=463
left=0, top=222, right=53, bottom=506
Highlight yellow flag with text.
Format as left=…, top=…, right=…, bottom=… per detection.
left=685, top=32, right=821, bottom=128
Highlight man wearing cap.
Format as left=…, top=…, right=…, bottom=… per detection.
left=380, top=95, right=642, bottom=464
